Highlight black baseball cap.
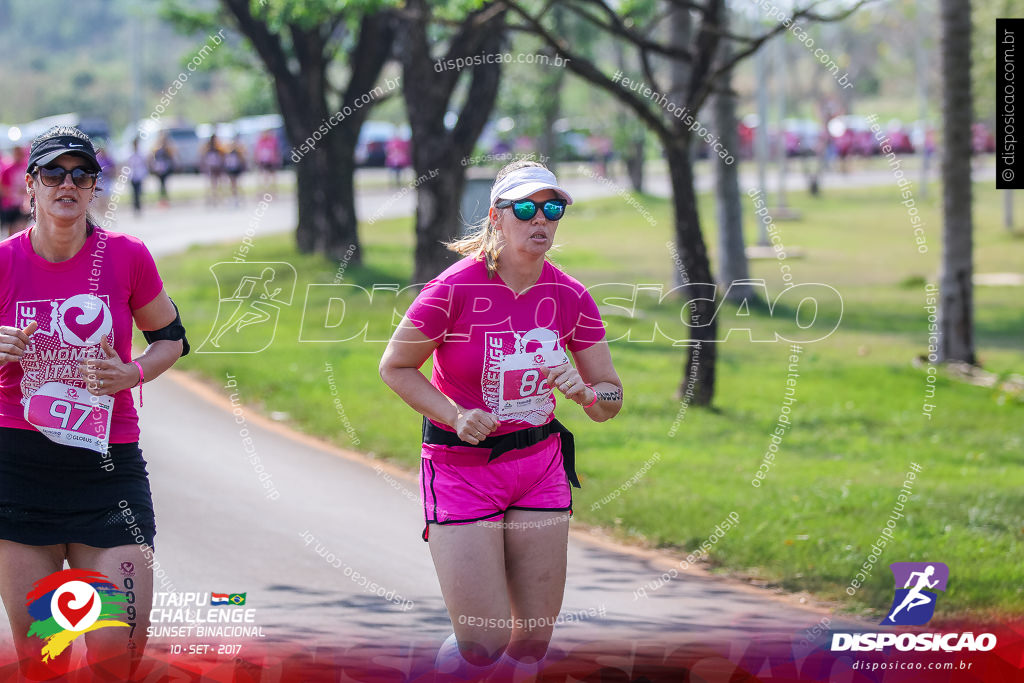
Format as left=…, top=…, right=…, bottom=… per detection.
left=27, top=126, right=101, bottom=174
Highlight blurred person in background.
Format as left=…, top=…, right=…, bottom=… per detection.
left=224, top=136, right=247, bottom=207
left=150, top=132, right=175, bottom=208
left=0, top=147, right=29, bottom=237
left=385, top=134, right=411, bottom=188
left=126, top=138, right=148, bottom=216
left=93, top=144, right=116, bottom=217
left=254, top=129, right=280, bottom=195
left=201, top=132, right=225, bottom=205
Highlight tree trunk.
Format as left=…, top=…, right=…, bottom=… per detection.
left=614, top=39, right=645, bottom=191
left=411, top=154, right=468, bottom=284
left=665, top=0, right=716, bottom=404
left=276, top=82, right=361, bottom=261
left=665, top=142, right=717, bottom=406
left=753, top=45, right=771, bottom=244
left=293, top=128, right=359, bottom=260
left=625, top=142, right=645, bottom=191
left=537, top=5, right=566, bottom=173
left=712, top=14, right=752, bottom=303
left=221, top=4, right=394, bottom=265
left=396, top=1, right=506, bottom=284
left=1005, top=189, right=1014, bottom=232
left=937, top=0, right=974, bottom=364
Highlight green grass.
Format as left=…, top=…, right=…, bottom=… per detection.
left=153, top=178, right=1024, bottom=621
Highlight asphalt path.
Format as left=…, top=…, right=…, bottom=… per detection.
left=0, top=367, right=864, bottom=669
left=135, top=371, right=862, bottom=649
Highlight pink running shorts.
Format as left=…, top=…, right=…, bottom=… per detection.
left=419, top=433, right=572, bottom=541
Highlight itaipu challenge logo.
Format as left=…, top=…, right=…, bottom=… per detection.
left=26, top=569, right=128, bottom=661
left=882, top=562, right=949, bottom=626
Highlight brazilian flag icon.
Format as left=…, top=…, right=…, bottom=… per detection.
left=228, top=593, right=246, bottom=605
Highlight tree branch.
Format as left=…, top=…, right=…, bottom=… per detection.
left=220, top=0, right=302, bottom=106
left=559, top=0, right=693, bottom=61
left=712, top=0, right=877, bottom=80
left=502, top=0, right=671, bottom=141
left=686, top=0, right=723, bottom=106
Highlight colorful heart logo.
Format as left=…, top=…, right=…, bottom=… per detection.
left=56, top=591, right=95, bottom=630
left=62, top=306, right=105, bottom=344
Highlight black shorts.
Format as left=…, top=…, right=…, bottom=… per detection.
left=0, top=427, right=156, bottom=548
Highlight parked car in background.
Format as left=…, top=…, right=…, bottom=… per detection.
left=827, top=115, right=879, bottom=157
left=781, top=118, right=821, bottom=157
left=116, top=119, right=202, bottom=173
left=160, top=126, right=203, bottom=172
left=972, top=123, right=995, bottom=154
left=909, top=120, right=936, bottom=158
left=232, top=114, right=288, bottom=168
left=557, top=129, right=595, bottom=161
left=738, top=115, right=757, bottom=160
left=356, top=121, right=394, bottom=167
left=883, top=119, right=915, bottom=154
left=75, top=116, right=111, bottom=145
left=197, top=122, right=237, bottom=145
left=10, top=113, right=110, bottom=148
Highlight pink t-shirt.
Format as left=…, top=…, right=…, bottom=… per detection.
left=0, top=226, right=164, bottom=443
left=406, top=256, right=606, bottom=447
left=0, top=159, right=28, bottom=211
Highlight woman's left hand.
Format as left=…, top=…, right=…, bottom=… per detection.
left=542, top=363, right=594, bottom=407
left=78, top=339, right=141, bottom=396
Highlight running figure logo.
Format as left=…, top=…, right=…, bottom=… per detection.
left=882, top=562, right=949, bottom=625
left=198, top=262, right=296, bottom=353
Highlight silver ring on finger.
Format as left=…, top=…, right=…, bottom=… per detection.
left=99, top=380, right=104, bottom=389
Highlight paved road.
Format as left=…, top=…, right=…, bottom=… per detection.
left=132, top=372, right=864, bottom=649
left=0, top=372, right=861, bottom=660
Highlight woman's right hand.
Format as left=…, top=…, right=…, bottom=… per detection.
left=0, top=321, right=37, bottom=367
left=453, top=406, right=500, bottom=445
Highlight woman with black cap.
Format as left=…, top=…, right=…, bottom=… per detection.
left=380, top=158, right=623, bottom=679
left=0, top=125, right=188, bottom=679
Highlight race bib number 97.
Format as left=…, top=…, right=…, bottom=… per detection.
left=24, top=382, right=113, bottom=454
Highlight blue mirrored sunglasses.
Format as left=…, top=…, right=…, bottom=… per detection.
left=496, top=198, right=567, bottom=221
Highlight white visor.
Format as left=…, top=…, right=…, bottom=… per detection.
left=489, top=166, right=574, bottom=206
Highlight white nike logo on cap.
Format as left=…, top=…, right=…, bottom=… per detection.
left=68, top=143, right=83, bottom=148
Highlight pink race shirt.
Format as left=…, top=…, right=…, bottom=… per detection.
left=0, top=159, right=28, bottom=211
left=406, top=256, right=606, bottom=445
left=0, top=226, right=164, bottom=443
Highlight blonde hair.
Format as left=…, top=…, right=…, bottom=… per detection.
left=446, top=158, right=548, bottom=277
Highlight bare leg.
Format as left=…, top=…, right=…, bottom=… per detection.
left=502, top=510, right=569, bottom=663
left=0, top=540, right=70, bottom=679
left=429, top=521, right=510, bottom=666
left=67, top=543, right=153, bottom=681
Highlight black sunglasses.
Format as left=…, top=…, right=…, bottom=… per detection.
left=36, top=165, right=98, bottom=189
left=496, top=198, right=567, bottom=221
